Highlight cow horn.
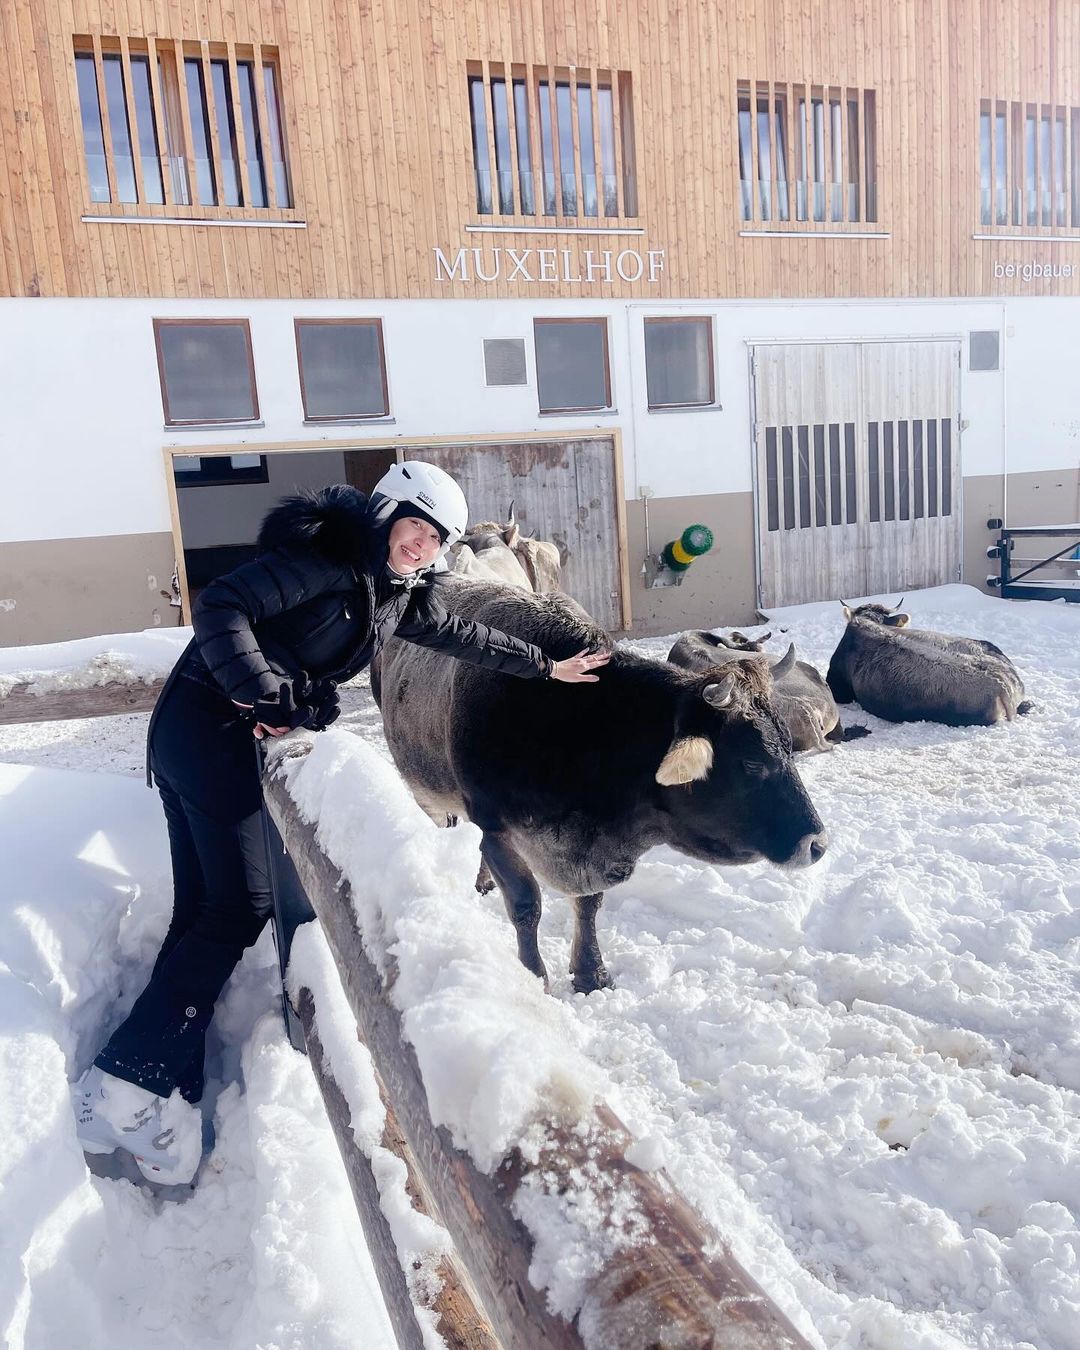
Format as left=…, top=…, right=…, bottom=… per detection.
left=702, top=672, right=737, bottom=709
left=507, top=499, right=516, bottom=526
left=772, top=642, right=797, bottom=678
left=893, top=596, right=905, bottom=611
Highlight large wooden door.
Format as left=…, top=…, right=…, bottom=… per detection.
left=751, top=341, right=962, bottom=608
left=415, top=436, right=627, bottom=630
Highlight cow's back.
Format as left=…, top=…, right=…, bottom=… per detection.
left=375, top=578, right=606, bottom=817
left=843, top=625, right=1024, bottom=724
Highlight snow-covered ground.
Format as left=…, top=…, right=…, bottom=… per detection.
left=2, top=585, right=1079, bottom=1348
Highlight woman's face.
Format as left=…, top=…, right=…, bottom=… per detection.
left=387, top=515, right=442, bottom=574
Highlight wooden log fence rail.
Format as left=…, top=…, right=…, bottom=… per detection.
left=0, top=676, right=164, bottom=725
left=263, top=743, right=815, bottom=1350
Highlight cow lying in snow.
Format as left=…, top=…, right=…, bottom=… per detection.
left=451, top=504, right=562, bottom=593
left=667, top=629, right=868, bottom=753
left=372, top=580, right=827, bottom=993
left=826, top=601, right=1034, bottom=726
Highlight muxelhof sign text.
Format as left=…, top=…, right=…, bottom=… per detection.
left=434, top=245, right=666, bottom=284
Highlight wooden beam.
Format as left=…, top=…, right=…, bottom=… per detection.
left=263, top=754, right=814, bottom=1350
left=0, top=678, right=164, bottom=725
left=297, top=988, right=500, bottom=1350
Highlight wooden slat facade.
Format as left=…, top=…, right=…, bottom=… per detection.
left=4, top=0, right=1080, bottom=301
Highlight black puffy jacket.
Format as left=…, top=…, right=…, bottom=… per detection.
left=147, top=486, right=551, bottom=779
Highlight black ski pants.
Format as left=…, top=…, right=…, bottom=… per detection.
left=95, top=674, right=272, bottom=1101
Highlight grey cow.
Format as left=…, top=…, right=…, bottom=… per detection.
left=668, top=629, right=866, bottom=752
left=372, top=580, right=828, bottom=994
left=452, top=503, right=562, bottom=593
left=826, top=601, right=1034, bottom=726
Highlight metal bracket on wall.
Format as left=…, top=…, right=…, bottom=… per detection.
left=642, top=554, right=686, bottom=587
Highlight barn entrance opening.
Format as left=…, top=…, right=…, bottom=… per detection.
left=172, top=445, right=396, bottom=610
left=750, top=340, right=962, bottom=608
left=168, top=435, right=628, bottom=630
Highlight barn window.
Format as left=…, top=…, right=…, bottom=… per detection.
left=644, top=318, right=715, bottom=408
left=154, top=318, right=259, bottom=425
left=979, top=98, right=1077, bottom=228
left=295, top=320, right=389, bottom=420
left=533, top=318, right=611, bottom=412
left=73, top=36, right=292, bottom=211
left=738, top=81, right=877, bottom=224
left=172, top=454, right=269, bottom=488
left=468, top=63, right=637, bottom=218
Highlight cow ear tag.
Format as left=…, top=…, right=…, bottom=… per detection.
left=656, top=736, right=714, bottom=786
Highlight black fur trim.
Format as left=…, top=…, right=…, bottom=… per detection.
left=256, top=484, right=375, bottom=566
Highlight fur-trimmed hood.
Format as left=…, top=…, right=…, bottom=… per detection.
left=256, top=484, right=379, bottom=568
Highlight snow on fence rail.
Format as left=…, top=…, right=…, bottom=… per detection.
left=0, top=629, right=187, bottom=724
left=261, top=734, right=814, bottom=1350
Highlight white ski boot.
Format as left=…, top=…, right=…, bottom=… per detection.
left=72, top=1065, right=202, bottom=1185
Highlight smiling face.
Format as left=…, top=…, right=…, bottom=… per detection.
left=387, top=515, right=442, bottom=575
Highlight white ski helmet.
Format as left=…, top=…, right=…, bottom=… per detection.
left=369, top=461, right=469, bottom=555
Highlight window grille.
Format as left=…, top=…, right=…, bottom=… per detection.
left=468, top=63, right=637, bottom=219
left=979, top=98, right=1080, bottom=228
left=73, top=36, right=292, bottom=211
left=738, top=81, right=877, bottom=225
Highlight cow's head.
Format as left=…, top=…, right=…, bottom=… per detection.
left=841, top=599, right=910, bottom=627
left=721, top=629, right=772, bottom=651
left=655, top=659, right=827, bottom=868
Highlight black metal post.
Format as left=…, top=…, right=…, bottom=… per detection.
left=256, top=739, right=315, bottom=1053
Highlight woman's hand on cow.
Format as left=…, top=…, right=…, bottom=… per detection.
left=549, top=649, right=611, bottom=683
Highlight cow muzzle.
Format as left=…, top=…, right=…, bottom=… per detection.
left=785, top=829, right=829, bottom=867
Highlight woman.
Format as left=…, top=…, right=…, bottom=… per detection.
left=72, top=462, right=608, bottom=1183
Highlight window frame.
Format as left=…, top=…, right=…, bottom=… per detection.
left=737, top=78, right=878, bottom=228
left=980, top=95, right=1080, bottom=230
left=72, top=35, right=296, bottom=218
left=294, top=318, right=391, bottom=422
left=172, top=453, right=269, bottom=488
left=643, top=316, right=717, bottom=411
left=533, top=317, right=612, bottom=414
left=468, top=62, right=638, bottom=222
left=153, top=317, right=261, bottom=426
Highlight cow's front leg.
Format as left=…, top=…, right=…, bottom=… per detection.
left=480, top=832, right=548, bottom=987
left=570, top=893, right=615, bottom=994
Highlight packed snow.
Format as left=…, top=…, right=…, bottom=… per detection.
left=0, top=627, right=190, bottom=698
left=2, top=584, right=1080, bottom=1348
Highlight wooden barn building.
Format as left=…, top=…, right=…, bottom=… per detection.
left=2, top=0, right=1079, bottom=644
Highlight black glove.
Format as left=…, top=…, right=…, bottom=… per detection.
left=251, top=680, right=317, bottom=731
left=293, top=674, right=341, bottom=732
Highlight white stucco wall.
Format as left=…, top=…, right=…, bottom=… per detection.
left=1, top=292, right=1062, bottom=548
left=1001, top=297, right=1080, bottom=482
